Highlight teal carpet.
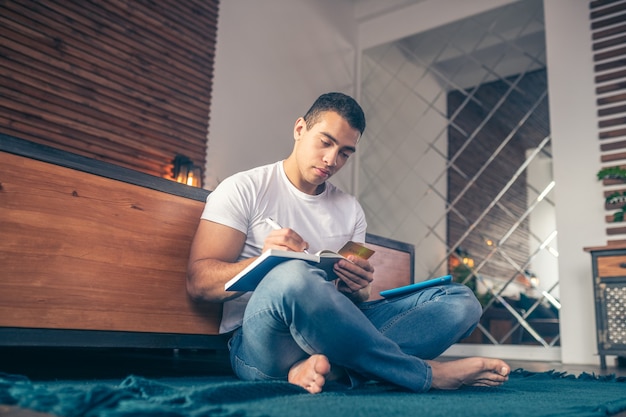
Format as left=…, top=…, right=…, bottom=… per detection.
left=1, top=370, right=626, bottom=417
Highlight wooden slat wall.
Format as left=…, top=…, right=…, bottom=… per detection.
left=0, top=0, right=218, bottom=180
left=591, top=0, right=626, bottom=243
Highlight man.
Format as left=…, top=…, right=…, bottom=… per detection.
left=187, top=92, right=510, bottom=394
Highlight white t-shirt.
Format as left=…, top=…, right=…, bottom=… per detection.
left=200, top=161, right=367, bottom=333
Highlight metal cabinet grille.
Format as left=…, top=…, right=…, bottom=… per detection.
left=600, top=281, right=626, bottom=347
left=586, top=245, right=626, bottom=368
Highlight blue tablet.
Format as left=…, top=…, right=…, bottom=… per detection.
left=379, top=275, right=453, bottom=298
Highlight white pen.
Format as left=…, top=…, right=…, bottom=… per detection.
left=264, top=217, right=309, bottom=254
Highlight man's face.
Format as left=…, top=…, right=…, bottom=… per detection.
left=292, top=111, right=360, bottom=194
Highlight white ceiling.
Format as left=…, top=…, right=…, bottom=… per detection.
left=350, top=0, right=426, bottom=22
left=362, top=0, right=546, bottom=89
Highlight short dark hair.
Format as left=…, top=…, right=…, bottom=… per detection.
left=303, top=92, right=366, bottom=135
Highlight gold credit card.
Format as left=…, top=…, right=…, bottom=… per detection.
left=338, top=241, right=375, bottom=260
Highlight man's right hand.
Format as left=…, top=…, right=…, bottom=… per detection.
left=262, top=227, right=309, bottom=253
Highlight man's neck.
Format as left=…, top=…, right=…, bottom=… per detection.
left=282, top=159, right=324, bottom=195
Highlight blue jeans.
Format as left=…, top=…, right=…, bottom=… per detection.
left=228, top=260, right=481, bottom=392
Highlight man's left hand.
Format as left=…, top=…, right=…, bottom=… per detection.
left=334, top=255, right=374, bottom=302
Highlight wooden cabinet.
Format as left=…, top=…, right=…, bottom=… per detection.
left=584, top=245, right=626, bottom=369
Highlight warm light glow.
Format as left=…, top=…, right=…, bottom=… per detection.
left=485, top=239, right=493, bottom=246
left=175, top=170, right=187, bottom=184
left=172, top=154, right=202, bottom=188
left=449, top=247, right=475, bottom=272
left=462, top=257, right=475, bottom=268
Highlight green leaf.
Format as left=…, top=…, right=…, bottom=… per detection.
left=598, top=167, right=626, bottom=180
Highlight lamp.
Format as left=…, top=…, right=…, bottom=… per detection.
left=448, top=247, right=474, bottom=271
left=172, top=154, right=202, bottom=188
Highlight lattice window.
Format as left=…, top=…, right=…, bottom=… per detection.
left=360, top=0, right=560, bottom=346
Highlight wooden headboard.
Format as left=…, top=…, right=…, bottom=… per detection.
left=365, top=234, right=415, bottom=300
left=0, top=135, right=223, bottom=348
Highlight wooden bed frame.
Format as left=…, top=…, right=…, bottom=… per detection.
left=0, top=135, right=414, bottom=350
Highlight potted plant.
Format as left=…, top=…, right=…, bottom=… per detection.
left=597, top=167, right=626, bottom=222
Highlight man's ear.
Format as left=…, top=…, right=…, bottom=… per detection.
left=293, top=117, right=306, bottom=141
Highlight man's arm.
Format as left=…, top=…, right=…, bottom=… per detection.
left=187, top=218, right=314, bottom=303
left=186, top=219, right=253, bottom=303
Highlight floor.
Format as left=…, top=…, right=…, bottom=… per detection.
left=0, top=347, right=235, bottom=381
left=1, top=346, right=625, bottom=381
left=501, top=357, right=626, bottom=377
left=1, top=347, right=625, bottom=417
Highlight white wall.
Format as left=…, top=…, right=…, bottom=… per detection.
left=544, top=0, right=604, bottom=365
left=208, top=0, right=604, bottom=365
left=205, top=0, right=358, bottom=191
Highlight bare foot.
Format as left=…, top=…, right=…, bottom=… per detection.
left=427, top=357, right=510, bottom=390
left=288, top=354, right=332, bottom=394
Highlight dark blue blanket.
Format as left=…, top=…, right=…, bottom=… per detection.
left=2, top=370, right=625, bottom=417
